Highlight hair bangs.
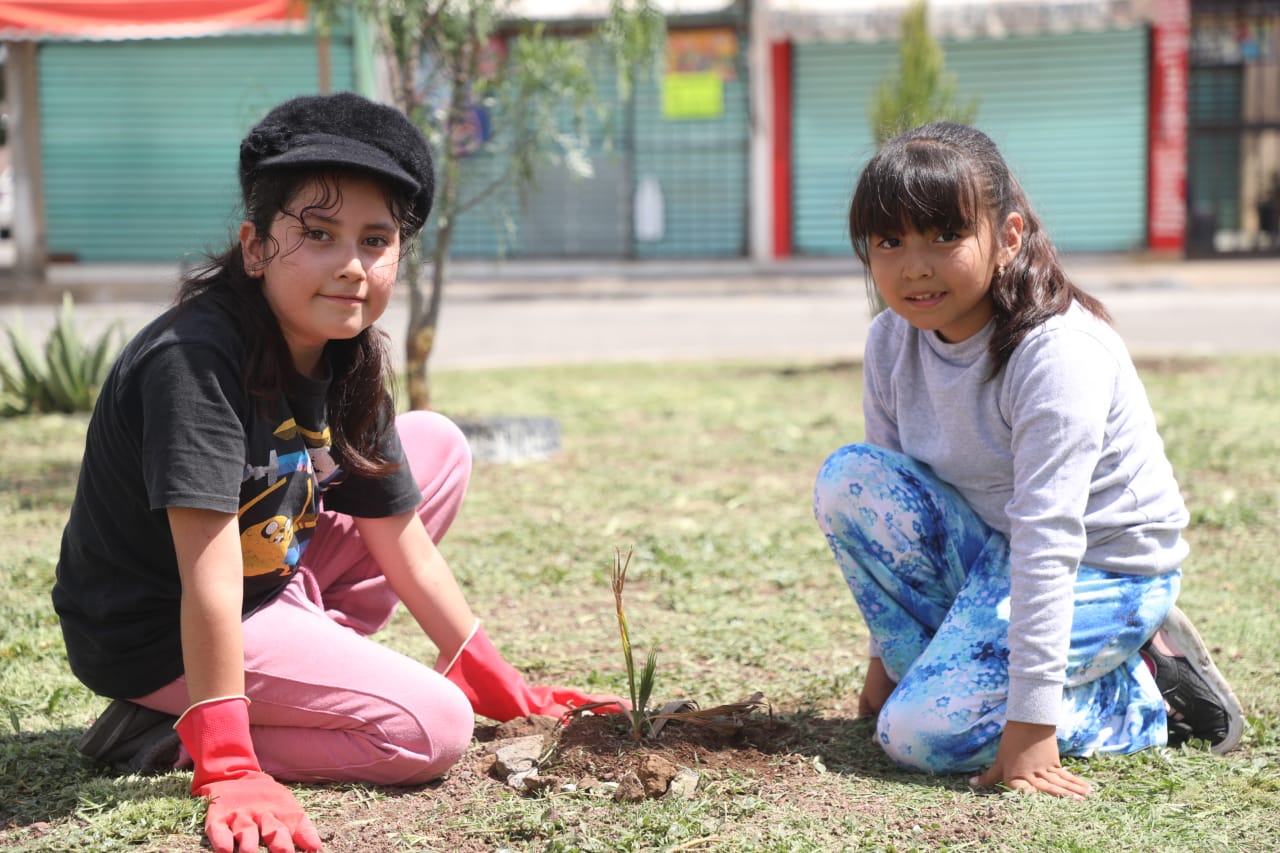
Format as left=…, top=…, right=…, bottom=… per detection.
left=849, top=139, right=985, bottom=261
left=287, top=168, right=420, bottom=239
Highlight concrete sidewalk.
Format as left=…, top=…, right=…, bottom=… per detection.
left=0, top=254, right=1276, bottom=369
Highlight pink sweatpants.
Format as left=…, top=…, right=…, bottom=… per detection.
left=137, top=411, right=476, bottom=785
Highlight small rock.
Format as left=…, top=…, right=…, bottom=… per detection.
left=523, top=773, right=563, bottom=794
left=613, top=771, right=646, bottom=803
left=577, top=774, right=601, bottom=791
left=664, top=768, right=699, bottom=800
left=492, top=735, right=545, bottom=778
left=636, top=754, right=679, bottom=797
left=507, top=767, right=539, bottom=791
left=474, top=753, right=497, bottom=776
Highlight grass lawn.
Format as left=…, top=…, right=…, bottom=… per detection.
left=2, top=355, right=1278, bottom=852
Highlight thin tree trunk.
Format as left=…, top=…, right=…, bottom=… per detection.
left=405, top=217, right=453, bottom=411
left=405, top=39, right=469, bottom=410
left=316, top=35, right=332, bottom=92
left=402, top=251, right=427, bottom=407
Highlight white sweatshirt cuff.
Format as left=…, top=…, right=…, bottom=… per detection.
left=1006, top=677, right=1063, bottom=727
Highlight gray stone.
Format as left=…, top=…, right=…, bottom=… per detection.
left=664, top=768, right=700, bottom=800
left=492, top=734, right=546, bottom=778
left=507, top=767, right=539, bottom=791
left=613, top=771, right=646, bottom=803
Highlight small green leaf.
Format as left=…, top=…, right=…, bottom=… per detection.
left=637, top=648, right=658, bottom=720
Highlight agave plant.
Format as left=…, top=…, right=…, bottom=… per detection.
left=0, top=293, right=120, bottom=416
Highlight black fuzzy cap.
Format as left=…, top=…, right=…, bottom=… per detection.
left=239, top=92, right=434, bottom=226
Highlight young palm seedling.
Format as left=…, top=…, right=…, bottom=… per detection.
left=610, top=548, right=769, bottom=743
left=612, top=548, right=658, bottom=741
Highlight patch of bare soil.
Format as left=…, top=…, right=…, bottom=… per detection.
left=317, top=709, right=833, bottom=852
left=537, top=710, right=809, bottom=790
left=1, top=708, right=984, bottom=853
left=315, top=700, right=1024, bottom=852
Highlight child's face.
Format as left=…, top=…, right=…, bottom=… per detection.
left=867, top=212, right=1023, bottom=343
left=241, top=175, right=401, bottom=378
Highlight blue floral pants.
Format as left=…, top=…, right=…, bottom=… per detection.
left=814, top=444, right=1175, bottom=774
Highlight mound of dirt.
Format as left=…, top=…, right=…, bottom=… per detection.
left=525, top=709, right=805, bottom=799
left=308, top=708, right=870, bottom=851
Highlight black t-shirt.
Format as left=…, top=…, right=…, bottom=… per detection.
left=52, top=299, right=421, bottom=699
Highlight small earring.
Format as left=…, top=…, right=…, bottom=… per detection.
left=996, top=264, right=1006, bottom=278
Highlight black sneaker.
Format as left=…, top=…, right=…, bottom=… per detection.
left=1141, top=606, right=1245, bottom=755
left=77, top=699, right=181, bottom=774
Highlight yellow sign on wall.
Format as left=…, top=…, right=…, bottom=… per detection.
left=662, top=71, right=724, bottom=120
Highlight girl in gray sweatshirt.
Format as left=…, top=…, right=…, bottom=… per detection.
left=814, top=121, right=1243, bottom=799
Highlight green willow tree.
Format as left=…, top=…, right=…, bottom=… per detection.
left=307, top=1, right=664, bottom=409
left=869, top=0, right=978, bottom=145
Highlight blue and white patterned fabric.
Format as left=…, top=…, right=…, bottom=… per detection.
left=814, top=443, right=1175, bottom=774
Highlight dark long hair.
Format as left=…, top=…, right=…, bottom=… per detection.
left=178, top=167, right=424, bottom=478
left=848, top=121, right=1109, bottom=377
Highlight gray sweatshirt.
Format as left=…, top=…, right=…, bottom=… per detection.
left=862, top=302, right=1188, bottom=725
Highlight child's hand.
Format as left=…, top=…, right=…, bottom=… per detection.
left=176, top=697, right=322, bottom=852
left=970, top=720, right=1092, bottom=800
left=441, top=621, right=628, bottom=722
left=199, top=771, right=322, bottom=853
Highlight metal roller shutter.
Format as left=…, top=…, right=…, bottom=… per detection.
left=41, top=35, right=353, bottom=263
left=793, top=28, right=1149, bottom=255
left=443, top=45, right=627, bottom=260
left=632, top=30, right=750, bottom=259
left=447, top=27, right=749, bottom=260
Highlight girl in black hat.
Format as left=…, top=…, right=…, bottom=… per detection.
left=53, top=92, right=623, bottom=853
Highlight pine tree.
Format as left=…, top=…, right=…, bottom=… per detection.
left=869, top=0, right=978, bottom=145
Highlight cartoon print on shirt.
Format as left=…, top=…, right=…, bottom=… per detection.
left=309, top=444, right=341, bottom=490
left=238, top=460, right=313, bottom=578
left=273, top=418, right=346, bottom=491
left=238, top=415, right=336, bottom=581
left=244, top=449, right=280, bottom=487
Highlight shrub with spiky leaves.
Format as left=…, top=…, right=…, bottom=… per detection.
left=0, top=293, right=120, bottom=416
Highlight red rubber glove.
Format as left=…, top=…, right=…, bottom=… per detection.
left=175, top=696, right=323, bottom=853
left=441, top=621, right=627, bottom=722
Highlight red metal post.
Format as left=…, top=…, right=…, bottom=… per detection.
left=771, top=39, right=793, bottom=258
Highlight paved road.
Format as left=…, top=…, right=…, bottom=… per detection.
left=1, top=256, right=1277, bottom=370
left=421, top=278, right=1280, bottom=369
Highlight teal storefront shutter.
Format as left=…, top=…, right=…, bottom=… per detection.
left=444, top=26, right=749, bottom=260
left=793, top=28, right=1149, bottom=255
left=441, top=43, right=626, bottom=260
left=41, top=34, right=354, bottom=263
left=632, top=30, right=749, bottom=260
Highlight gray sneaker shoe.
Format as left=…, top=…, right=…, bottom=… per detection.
left=1141, top=606, right=1245, bottom=755
left=77, top=699, right=180, bottom=774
